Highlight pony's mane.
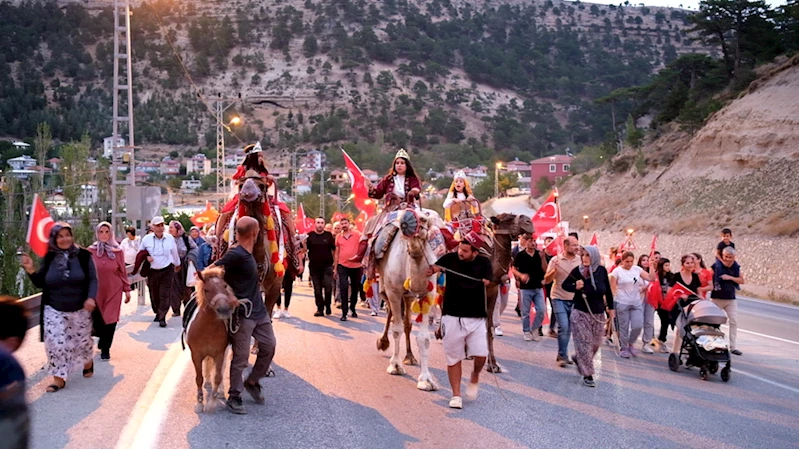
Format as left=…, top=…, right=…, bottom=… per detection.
left=196, top=266, right=226, bottom=306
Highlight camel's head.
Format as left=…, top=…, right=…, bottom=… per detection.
left=239, top=170, right=267, bottom=204
left=196, top=267, right=239, bottom=320
left=490, top=213, right=533, bottom=238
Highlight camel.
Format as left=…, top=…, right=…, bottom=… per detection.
left=185, top=267, right=239, bottom=413
left=213, top=170, right=284, bottom=317
left=484, top=213, right=533, bottom=373
left=375, top=208, right=440, bottom=391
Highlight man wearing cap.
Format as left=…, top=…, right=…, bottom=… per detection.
left=425, top=231, right=493, bottom=410
left=140, top=216, right=181, bottom=327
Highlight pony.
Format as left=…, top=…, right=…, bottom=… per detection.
left=185, top=267, right=239, bottom=413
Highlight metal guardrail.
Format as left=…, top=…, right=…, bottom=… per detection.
left=17, top=264, right=147, bottom=330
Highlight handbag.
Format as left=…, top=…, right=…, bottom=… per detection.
left=185, top=261, right=197, bottom=287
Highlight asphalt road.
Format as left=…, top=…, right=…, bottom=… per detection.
left=16, top=283, right=799, bottom=449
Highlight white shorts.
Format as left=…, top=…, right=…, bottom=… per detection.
left=441, top=315, right=488, bottom=366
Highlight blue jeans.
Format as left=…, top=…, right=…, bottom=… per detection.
left=520, top=288, right=545, bottom=333
left=552, top=299, right=575, bottom=359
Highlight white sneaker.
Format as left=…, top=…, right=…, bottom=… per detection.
left=370, top=311, right=378, bottom=316
left=448, top=396, right=463, bottom=409
left=531, top=332, right=542, bottom=342
left=272, top=309, right=282, bottom=319
left=641, top=343, right=654, bottom=354
left=494, top=326, right=504, bottom=337
left=523, top=332, right=533, bottom=341
left=464, top=382, right=479, bottom=401
left=282, top=310, right=292, bottom=319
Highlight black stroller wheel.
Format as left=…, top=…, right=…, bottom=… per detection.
left=709, top=362, right=719, bottom=374
left=699, top=367, right=708, bottom=381
left=721, top=368, right=731, bottom=382
left=668, top=353, right=679, bottom=372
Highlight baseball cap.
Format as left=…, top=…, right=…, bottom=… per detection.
left=151, top=216, right=165, bottom=226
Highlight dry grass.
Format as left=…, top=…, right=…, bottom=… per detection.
left=761, top=211, right=799, bottom=236
left=740, top=288, right=799, bottom=307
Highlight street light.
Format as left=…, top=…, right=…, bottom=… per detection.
left=229, top=116, right=241, bottom=126
left=494, top=162, right=503, bottom=198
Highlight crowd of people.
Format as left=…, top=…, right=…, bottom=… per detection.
left=5, top=139, right=748, bottom=424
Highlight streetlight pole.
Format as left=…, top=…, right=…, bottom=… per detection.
left=215, top=95, right=241, bottom=206
left=494, top=162, right=502, bottom=198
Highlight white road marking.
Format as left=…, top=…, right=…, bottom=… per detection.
left=734, top=368, right=799, bottom=396
left=114, top=339, right=190, bottom=449
left=721, top=325, right=799, bottom=346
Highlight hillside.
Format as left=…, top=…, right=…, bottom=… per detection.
left=0, top=0, right=713, bottom=174
left=559, top=54, right=799, bottom=237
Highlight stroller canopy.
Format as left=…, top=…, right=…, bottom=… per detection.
left=687, top=300, right=728, bottom=326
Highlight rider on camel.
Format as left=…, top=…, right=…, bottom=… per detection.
left=220, top=142, right=299, bottom=275
left=350, top=148, right=421, bottom=266
left=443, top=170, right=479, bottom=225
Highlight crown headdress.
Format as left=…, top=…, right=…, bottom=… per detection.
left=394, top=148, right=410, bottom=160
left=453, top=170, right=466, bottom=179
left=246, top=141, right=263, bottom=154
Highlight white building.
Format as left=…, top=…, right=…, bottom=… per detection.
left=78, top=184, right=99, bottom=207
left=302, top=150, right=324, bottom=171
left=295, top=180, right=312, bottom=194
left=7, top=155, right=37, bottom=171
left=103, top=136, right=126, bottom=158
left=186, top=154, right=212, bottom=176
left=181, top=178, right=202, bottom=192
left=224, top=149, right=245, bottom=167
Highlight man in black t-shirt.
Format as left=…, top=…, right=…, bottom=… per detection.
left=214, top=217, right=275, bottom=415
left=512, top=233, right=548, bottom=342
left=305, top=217, right=336, bottom=316
left=427, top=232, right=493, bottom=410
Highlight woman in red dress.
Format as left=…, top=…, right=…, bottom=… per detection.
left=87, top=222, right=131, bottom=361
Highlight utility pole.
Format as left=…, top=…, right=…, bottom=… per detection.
left=494, top=162, right=502, bottom=198
left=319, top=164, right=325, bottom=219
left=110, top=0, right=135, bottom=236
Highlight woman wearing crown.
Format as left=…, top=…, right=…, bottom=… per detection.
left=350, top=149, right=421, bottom=265
left=220, top=142, right=299, bottom=274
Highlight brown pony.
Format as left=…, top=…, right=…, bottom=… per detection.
left=185, top=267, right=239, bottom=413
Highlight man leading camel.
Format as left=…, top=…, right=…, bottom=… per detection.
left=214, top=216, right=276, bottom=415
left=426, top=232, right=492, bottom=409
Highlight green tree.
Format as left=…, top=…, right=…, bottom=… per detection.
left=303, top=35, right=319, bottom=57
left=60, top=134, right=92, bottom=211
left=624, top=114, right=645, bottom=149
left=472, top=170, right=519, bottom=201
left=34, top=122, right=52, bottom=188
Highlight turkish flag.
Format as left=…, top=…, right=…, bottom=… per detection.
left=662, top=283, right=696, bottom=311
left=649, top=234, right=658, bottom=258
left=26, top=194, right=55, bottom=257
left=353, top=210, right=368, bottom=232
left=295, top=203, right=314, bottom=234
left=647, top=276, right=663, bottom=308
left=544, top=235, right=563, bottom=257
left=533, top=191, right=559, bottom=234
left=342, top=149, right=376, bottom=217
left=589, top=233, right=598, bottom=246
left=190, top=201, right=219, bottom=227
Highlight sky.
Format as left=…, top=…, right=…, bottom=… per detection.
left=595, top=0, right=789, bottom=11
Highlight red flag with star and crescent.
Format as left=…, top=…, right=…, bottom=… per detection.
left=589, top=233, right=598, bottom=246
left=190, top=201, right=220, bottom=227
left=342, top=149, right=376, bottom=218
left=662, top=283, right=696, bottom=311
left=533, top=190, right=560, bottom=234
left=295, top=203, right=314, bottom=234
left=26, top=194, right=55, bottom=257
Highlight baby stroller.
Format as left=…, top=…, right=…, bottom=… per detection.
left=668, top=296, right=732, bottom=382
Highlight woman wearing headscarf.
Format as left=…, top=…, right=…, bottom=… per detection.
left=169, top=220, right=198, bottom=314
left=20, top=223, right=98, bottom=392
left=87, top=222, right=131, bottom=361
left=562, top=245, right=615, bottom=388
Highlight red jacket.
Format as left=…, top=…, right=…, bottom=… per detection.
left=369, top=174, right=421, bottom=207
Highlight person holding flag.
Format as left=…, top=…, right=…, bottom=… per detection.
left=667, top=254, right=711, bottom=356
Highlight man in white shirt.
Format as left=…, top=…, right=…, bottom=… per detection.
left=140, top=216, right=181, bottom=327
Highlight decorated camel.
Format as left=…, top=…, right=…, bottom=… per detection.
left=213, top=170, right=285, bottom=317
left=374, top=208, right=442, bottom=391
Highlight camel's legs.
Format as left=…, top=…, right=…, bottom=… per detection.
left=377, top=291, right=392, bottom=351
left=485, top=287, right=504, bottom=373
left=416, top=307, right=439, bottom=391
left=387, top=293, right=406, bottom=375
left=403, top=297, right=418, bottom=366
